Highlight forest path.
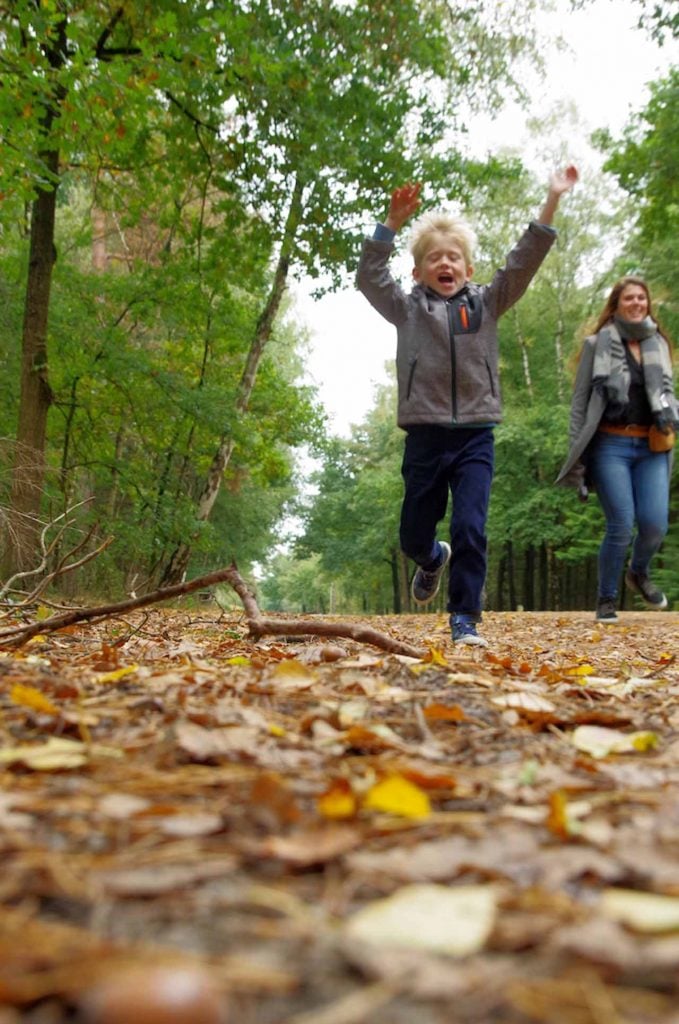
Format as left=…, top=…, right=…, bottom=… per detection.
left=0, top=607, right=677, bottom=1022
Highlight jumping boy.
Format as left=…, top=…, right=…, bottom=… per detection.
left=356, top=166, right=578, bottom=646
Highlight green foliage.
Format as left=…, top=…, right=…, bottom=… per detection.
left=0, top=0, right=553, bottom=593
left=596, top=69, right=679, bottom=340
left=266, top=378, right=405, bottom=614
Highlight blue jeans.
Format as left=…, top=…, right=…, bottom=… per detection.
left=400, top=426, right=494, bottom=615
left=588, top=432, right=670, bottom=600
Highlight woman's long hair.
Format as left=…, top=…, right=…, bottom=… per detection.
left=592, top=275, right=671, bottom=348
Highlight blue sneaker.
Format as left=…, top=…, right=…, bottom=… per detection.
left=450, top=613, right=488, bottom=647
left=411, top=542, right=451, bottom=605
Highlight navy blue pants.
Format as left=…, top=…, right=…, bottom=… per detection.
left=400, top=425, right=495, bottom=616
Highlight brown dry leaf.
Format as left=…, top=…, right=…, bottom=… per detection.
left=93, top=858, right=238, bottom=895
left=248, top=823, right=362, bottom=866
left=423, top=702, right=468, bottom=722
left=175, top=721, right=263, bottom=760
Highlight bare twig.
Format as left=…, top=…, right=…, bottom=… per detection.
left=19, top=535, right=114, bottom=607
left=225, top=565, right=426, bottom=660
left=0, top=499, right=97, bottom=605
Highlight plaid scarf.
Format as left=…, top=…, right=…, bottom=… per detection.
left=591, top=316, right=678, bottom=421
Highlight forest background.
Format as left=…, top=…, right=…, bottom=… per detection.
left=1, top=0, right=678, bottom=619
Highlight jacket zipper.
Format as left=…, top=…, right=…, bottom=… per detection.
left=447, top=300, right=457, bottom=421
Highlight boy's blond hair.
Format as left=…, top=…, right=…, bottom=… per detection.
left=409, top=212, right=477, bottom=269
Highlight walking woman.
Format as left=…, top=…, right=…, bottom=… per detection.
left=556, top=276, right=678, bottom=621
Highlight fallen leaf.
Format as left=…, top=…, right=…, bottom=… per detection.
left=600, top=888, right=679, bottom=933
left=0, top=737, right=122, bottom=771
left=571, top=725, right=659, bottom=758
left=9, top=682, right=59, bottom=716
left=343, top=884, right=497, bottom=956
left=318, top=780, right=358, bottom=819
left=362, top=776, right=431, bottom=820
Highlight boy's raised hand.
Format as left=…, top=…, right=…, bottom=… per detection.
left=550, top=164, right=579, bottom=196
left=385, top=182, right=421, bottom=232
left=538, top=164, right=579, bottom=225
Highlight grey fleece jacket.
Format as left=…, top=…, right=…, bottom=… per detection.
left=355, top=222, right=556, bottom=428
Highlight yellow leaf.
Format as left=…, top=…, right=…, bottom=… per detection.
left=268, top=723, right=286, bottom=737
left=26, top=634, right=48, bottom=645
left=631, top=731, right=659, bottom=752
left=362, top=775, right=431, bottom=820
left=318, top=782, right=357, bottom=820
left=424, top=646, right=448, bottom=667
left=96, top=664, right=139, bottom=684
left=564, top=663, right=595, bottom=676
left=409, top=662, right=436, bottom=676
left=545, top=789, right=574, bottom=838
left=9, top=683, right=59, bottom=716
left=272, top=659, right=313, bottom=678
left=225, top=655, right=251, bottom=666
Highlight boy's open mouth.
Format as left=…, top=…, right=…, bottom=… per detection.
left=438, top=273, right=454, bottom=283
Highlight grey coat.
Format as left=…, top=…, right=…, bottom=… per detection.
left=555, top=335, right=605, bottom=489
left=356, top=222, right=556, bottom=428
left=556, top=332, right=676, bottom=489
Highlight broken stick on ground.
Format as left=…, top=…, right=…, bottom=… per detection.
left=0, top=563, right=427, bottom=659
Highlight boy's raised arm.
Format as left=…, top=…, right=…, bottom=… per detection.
left=537, top=164, right=579, bottom=225
left=384, top=182, right=422, bottom=233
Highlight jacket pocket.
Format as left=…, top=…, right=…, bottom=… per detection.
left=486, top=360, right=496, bottom=397
left=406, top=356, right=418, bottom=399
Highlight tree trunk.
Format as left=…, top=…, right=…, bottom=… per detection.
left=389, top=547, right=401, bottom=614
left=511, top=308, right=533, bottom=398
left=523, top=544, right=535, bottom=610
left=3, top=19, right=67, bottom=576
left=539, top=541, right=548, bottom=610
left=159, top=175, right=306, bottom=586
left=4, top=152, right=60, bottom=574
left=506, top=539, right=517, bottom=610
left=398, top=550, right=410, bottom=613
left=495, top=553, right=505, bottom=611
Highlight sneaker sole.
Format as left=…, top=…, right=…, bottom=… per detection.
left=453, top=635, right=489, bottom=647
left=411, top=543, right=451, bottom=606
left=625, top=574, right=668, bottom=610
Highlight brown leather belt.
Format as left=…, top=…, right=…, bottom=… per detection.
left=598, top=423, right=649, bottom=438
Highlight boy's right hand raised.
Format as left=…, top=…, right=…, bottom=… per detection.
left=385, top=182, right=421, bottom=232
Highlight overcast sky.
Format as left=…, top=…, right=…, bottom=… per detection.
left=294, top=0, right=679, bottom=437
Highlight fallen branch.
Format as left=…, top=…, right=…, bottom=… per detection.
left=0, top=562, right=427, bottom=660
left=225, top=564, right=426, bottom=660
left=0, top=566, right=242, bottom=647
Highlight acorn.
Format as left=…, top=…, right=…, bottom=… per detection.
left=79, top=964, right=228, bottom=1024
